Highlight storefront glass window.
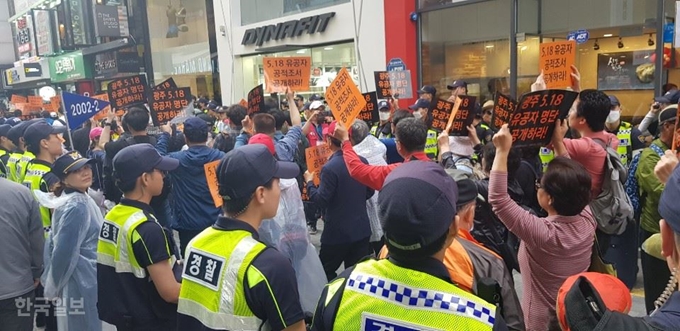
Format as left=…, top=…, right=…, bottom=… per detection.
left=240, top=0, right=349, bottom=26
left=147, top=0, right=216, bottom=98
left=421, top=0, right=511, bottom=103
left=240, top=42, right=357, bottom=99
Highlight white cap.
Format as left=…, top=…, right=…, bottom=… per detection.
left=309, top=101, right=324, bottom=110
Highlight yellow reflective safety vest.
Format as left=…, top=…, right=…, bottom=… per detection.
left=425, top=129, right=438, bottom=160
left=6, top=151, right=22, bottom=182
left=539, top=147, right=554, bottom=173
left=178, top=228, right=267, bottom=330
left=16, top=151, right=35, bottom=184
left=0, top=149, right=8, bottom=179
left=615, top=121, right=633, bottom=167
left=328, top=259, right=496, bottom=330
left=23, top=159, right=52, bottom=235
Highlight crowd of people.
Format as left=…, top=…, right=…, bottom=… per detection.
left=1, top=68, right=680, bottom=331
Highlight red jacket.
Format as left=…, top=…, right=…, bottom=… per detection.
left=341, top=140, right=430, bottom=191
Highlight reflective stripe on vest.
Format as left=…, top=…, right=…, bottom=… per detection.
left=332, top=259, right=495, bottom=330
left=539, top=147, right=554, bottom=173
left=178, top=228, right=266, bottom=330
left=23, top=162, right=52, bottom=234
left=6, top=152, right=21, bottom=182
left=370, top=125, right=378, bottom=137
left=97, top=206, right=172, bottom=279
left=0, top=149, right=6, bottom=179
left=425, top=129, right=438, bottom=160
left=16, top=151, right=35, bottom=184
left=616, top=122, right=632, bottom=167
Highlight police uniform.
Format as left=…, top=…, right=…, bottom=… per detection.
left=177, top=218, right=305, bottom=330
left=16, top=150, right=35, bottom=183
left=22, top=159, right=55, bottom=235
left=5, top=150, right=21, bottom=182
left=370, top=123, right=392, bottom=139
left=539, top=147, right=554, bottom=173
left=425, top=129, right=438, bottom=160
left=608, top=121, right=639, bottom=167
left=0, top=147, right=9, bottom=179
left=97, top=199, right=180, bottom=329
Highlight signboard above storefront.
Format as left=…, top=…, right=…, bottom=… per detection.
left=94, top=5, right=130, bottom=38
left=49, top=51, right=92, bottom=83
left=241, top=12, right=335, bottom=47
left=3, top=59, right=50, bottom=87
left=33, top=9, right=55, bottom=56
left=93, top=51, right=141, bottom=78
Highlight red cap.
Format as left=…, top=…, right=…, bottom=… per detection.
left=322, top=121, right=337, bottom=138
left=248, top=134, right=276, bottom=155
left=557, top=272, right=632, bottom=331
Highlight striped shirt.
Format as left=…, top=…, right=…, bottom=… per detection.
left=488, top=171, right=595, bottom=331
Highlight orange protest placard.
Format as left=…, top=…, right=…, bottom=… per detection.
left=325, top=67, right=367, bottom=129
left=239, top=99, right=248, bottom=108
left=539, top=40, right=576, bottom=89
left=204, top=160, right=222, bottom=208
left=263, top=57, right=311, bottom=93
left=305, top=144, right=332, bottom=186
left=92, top=94, right=112, bottom=121
left=28, top=96, right=43, bottom=108
left=11, top=95, right=27, bottom=105
left=49, top=96, right=61, bottom=112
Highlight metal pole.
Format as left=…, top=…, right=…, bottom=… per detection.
left=509, top=0, right=518, bottom=98
left=60, top=91, right=76, bottom=152
left=654, top=0, right=665, bottom=96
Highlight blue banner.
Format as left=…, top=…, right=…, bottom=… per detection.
left=63, top=92, right=111, bottom=129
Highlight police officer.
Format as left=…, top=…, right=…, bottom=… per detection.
left=6, top=119, right=40, bottom=182
left=447, top=80, right=468, bottom=102
left=605, top=95, right=644, bottom=167
left=177, top=144, right=306, bottom=331
left=409, top=99, right=438, bottom=160
left=311, top=161, right=507, bottom=330
left=0, top=124, right=13, bottom=179
left=417, top=85, right=437, bottom=103
left=370, top=101, right=392, bottom=139
left=478, top=101, right=496, bottom=145
left=97, top=144, right=182, bottom=330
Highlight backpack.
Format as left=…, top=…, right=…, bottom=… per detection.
left=590, top=138, right=634, bottom=235
left=625, top=144, right=665, bottom=217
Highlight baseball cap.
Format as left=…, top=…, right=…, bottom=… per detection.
left=658, top=104, right=677, bottom=124
left=557, top=273, right=631, bottom=331
left=447, top=80, right=467, bottom=90
left=51, top=151, right=95, bottom=180
left=482, top=100, right=495, bottom=111
left=198, top=97, right=209, bottom=104
left=184, top=117, right=208, bottom=134
left=0, top=124, right=11, bottom=138
left=249, top=133, right=276, bottom=155
left=658, top=162, right=680, bottom=234
left=417, top=85, right=437, bottom=95
left=5, top=117, right=22, bottom=127
left=309, top=101, right=324, bottom=110
left=207, top=101, right=219, bottom=111
left=217, top=144, right=299, bottom=200
left=197, top=113, right=215, bottom=126
left=7, top=119, right=39, bottom=145
left=322, top=121, right=337, bottom=138
left=89, top=127, right=103, bottom=141
left=655, top=90, right=680, bottom=104
left=378, top=161, right=458, bottom=252
left=216, top=106, right=228, bottom=113
left=23, top=120, right=67, bottom=149
left=309, top=94, right=324, bottom=101
left=608, top=95, right=620, bottom=107
left=408, top=99, right=430, bottom=110
left=378, top=101, right=390, bottom=111
left=113, top=144, right=179, bottom=188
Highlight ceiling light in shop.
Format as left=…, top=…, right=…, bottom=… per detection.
left=296, top=50, right=306, bottom=54
left=603, top=34, right=613, bottom=37
left=520, top=46, right=528, bottom=51
left=324, top=47, right=333, bottom=50
left=485, top=45, right=494, bottom=48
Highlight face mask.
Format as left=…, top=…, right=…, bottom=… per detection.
left=413, top=111, right=423, bottom=120
left=606, top=110, right=621, bottom=124
left=379, top=112, right=390, bottom=121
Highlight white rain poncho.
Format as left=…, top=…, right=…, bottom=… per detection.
left=258, top=178, right=326, bottom=313
left=353, top=135, right=386, bottom=242
left=35, top=189, right=104, bottom=331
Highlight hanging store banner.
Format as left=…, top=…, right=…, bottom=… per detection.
left=33, top=9, right=55, bottom=56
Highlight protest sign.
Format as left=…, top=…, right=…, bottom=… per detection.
left=107, top=74, right=148, bottom=110
left=28, top=96, right=43, bottom=108
left=305, top=144, right=332, bottom=186
left=92, top=94, right=113, bottom=121
left=509, top=90, right=578, bottom=147
left=247, top=85, right=265, bottom=115
left=491, top=92, right=517, bottom=131
left=11, top=95, right=27, bottom=104
left=49, top=96, right=61, bottom=113
left=448, top=95, right=477, bottom=136
left=263, top=57, right=311, bottom=93
left=149, top=87, right=191, bottom=125
left=429, top=99, right=456, bottom=132
left=204, top=160, right=222, bottom=208
left=153, top=77, right=177, bottom=91
left=63, top=92, right=111, bottom=129
left=325, top=67, right=367, bottom=129
left=374, top=70, right=413, bottom=99
left=539, top=40, right=576, bottom=89
left=357, top=92, right=379, bottom=123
